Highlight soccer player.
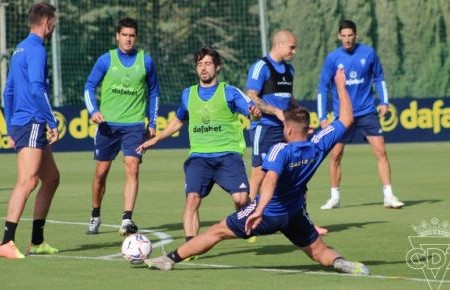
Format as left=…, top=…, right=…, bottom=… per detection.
left=144, top=69, right=369, bottom=276
left=83, top=17, right=160, bottom=235
left=0, top=2, right=60, bottom=259
left=136, top=46, right=257, bottom=244
left=317, top=19, right=404, bottom=210
left=246, top=30, right=328, bottom=235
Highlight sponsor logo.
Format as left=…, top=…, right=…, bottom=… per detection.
left=192, top=125, right=222, bottom=133
left=111, top=87, right=138, bottom=96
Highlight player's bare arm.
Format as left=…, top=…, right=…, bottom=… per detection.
left=335, top=68, right=353, bottom=128
left=247, top=90, right=284, bottom=121
left=136, top=117, right=184, bottom=153
left=245, top=170, right=278, bottom=234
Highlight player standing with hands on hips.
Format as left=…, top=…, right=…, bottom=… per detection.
left=84, top=17, right=160, bottom=235
left=0, top=2, right=60, bottom=259
left=144, top=68, right=369, bottom=276
left=317, top=19, right=403, bottom=210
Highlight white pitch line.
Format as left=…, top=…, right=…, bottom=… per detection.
left=9, top=218, right=450, bottom=285
left=19, top=218, right=173, bottom=259
left=29, top=254, right=449, bottom=286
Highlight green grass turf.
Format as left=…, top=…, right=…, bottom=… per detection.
left=0, top=142, right=449, bottom=290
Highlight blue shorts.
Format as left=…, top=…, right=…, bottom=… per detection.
left=183, top=153, right=249, bottom=197
left=94, top=123, right=146, bottom=161
left=9, top=121, right=48, bottom=151
left=226, top=201, right=319, bottom=247
left=340, top=113, right=383, bottom=143
left=249, top=125, right=284, bottom=167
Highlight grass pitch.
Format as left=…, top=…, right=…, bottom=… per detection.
left=0, top=142, right=449, bottom=290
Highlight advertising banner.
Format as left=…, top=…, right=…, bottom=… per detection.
left=0, top=97, right=449, bottom=153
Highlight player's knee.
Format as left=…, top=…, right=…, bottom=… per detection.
left=232, top=192, right=249, bottom=207
left=17, top=175, right=40, bottom=193
left=185, top=193, right=202, bottom=209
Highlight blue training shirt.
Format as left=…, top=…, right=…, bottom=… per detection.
left=317, top=44, right=388, bottom=120
left=246, top=55, right=295, bottom=127
left=261, top=120, right=346, bottom=216
left=3, top=33, right=57, bottom=133
left=84, top=48, right=160, bottom=128
left=176, top=82, right=252, bottom=158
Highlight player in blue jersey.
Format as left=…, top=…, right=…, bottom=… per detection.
left=83, top=17, right=160, bottom=235
left=246, top=30, right=328, bottom=235
left=144, top=69, right=369, bottom=276
left=0, top=2, right=60, bottom=259
left=317, top=20, right=404, bottom=210
left=137, top=46, right=258, bottom=245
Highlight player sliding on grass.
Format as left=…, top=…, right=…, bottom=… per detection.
left=0, top=2, right=60, bottom=259
left=144, top=68, right=370, bottom=275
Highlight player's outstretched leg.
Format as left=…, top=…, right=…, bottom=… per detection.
left=144, top=255, right=175, bottom=270
left=333, top=258, right=370, bottom=275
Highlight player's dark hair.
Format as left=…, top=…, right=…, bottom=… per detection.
left=339, top=19, right=357, bottom=33
left=28, top=2, right=56, bottom=27
left=117, top=17, right=138, bottom=34
left=194, top=46, right=222, bottom=67
left=283, top=106, right=310, bottom=133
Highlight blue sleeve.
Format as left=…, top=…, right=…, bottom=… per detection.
left=175, top=88, right=189, bottom=121
left=310, top=120, right=346, bottom=152
left=225, top=85, right=251, bottom=116
left=371, top=51, right=389, bottom=105
left=3, top=69, right=14, bottom=133
left=28, top=47, right=57, bottom=129
left=317, top=54, right=335, bottom=120
left=246, top=60, right=269, bottom=92
left=84, top=53, right=109, bottom=116
left=145, top=55, right=160, bottom=128
left=262, top=143, right=288, bottom=175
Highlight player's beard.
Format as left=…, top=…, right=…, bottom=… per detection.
left=200, top=74, right=215, bottom=85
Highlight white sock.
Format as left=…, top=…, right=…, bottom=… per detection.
left=383, top=185, right=393, bottom=199
left=331, top=187, right=340, bottom=200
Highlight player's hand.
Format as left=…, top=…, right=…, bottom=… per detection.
left=334, top=68, right=347, bottom=89
left=147, top=127, right=156, bottom=139
left=48, top=128, right=59, bottom=144
left=8, top=136, right=15, bottom=149
left=320, top=119, right=329, bottom=128
left=91, top=112, right=105, bottom=124
left=136, top=137, right=159, bottom=154
left=249, top=105, right=261, bottom=120
left=245, top=211, right=263, bottom=235
left=378, top=104, right=388, bottom=117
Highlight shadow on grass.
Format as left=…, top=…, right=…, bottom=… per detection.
left=60, top=241, right=122, bottom=253
left=322, top=221, right=387, bottom=233
left=169, top=259, right=406, bottom=272
left=147, top=220, right=217, bottom=232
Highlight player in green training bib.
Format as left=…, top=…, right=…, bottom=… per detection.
left=84, top=17, right=160, bottom=235
left=137, top=46, right=259, bottom=245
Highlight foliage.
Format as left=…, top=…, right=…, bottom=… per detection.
left=2, top=0, right=450, bottom=105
